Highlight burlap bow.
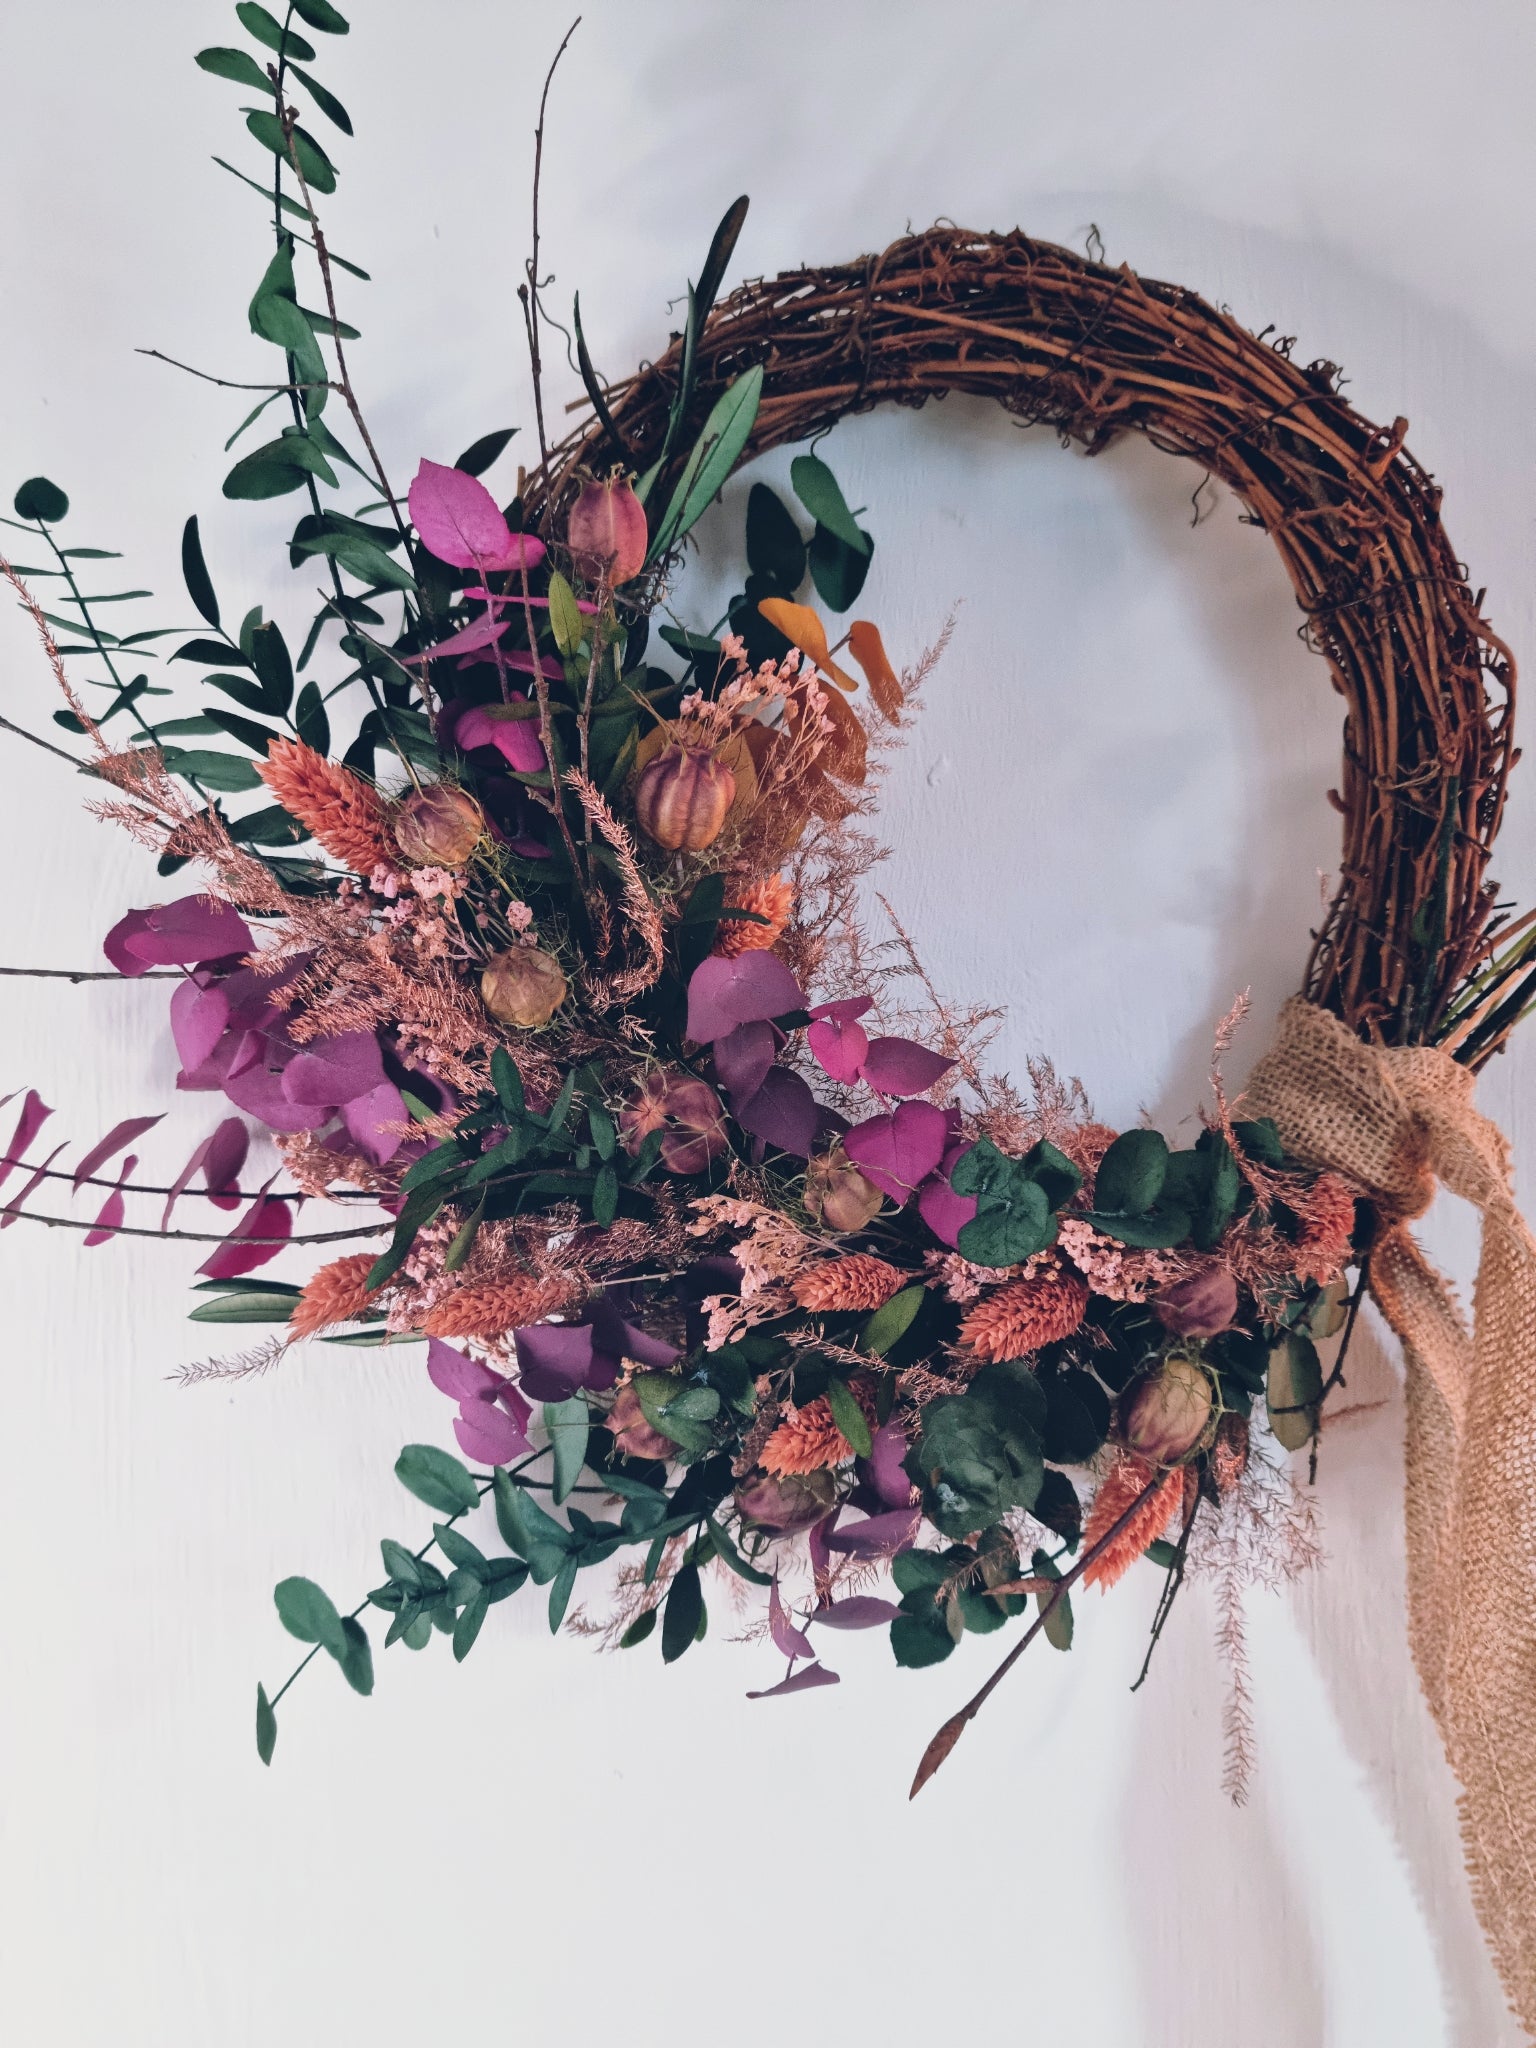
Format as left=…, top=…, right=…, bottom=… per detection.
left=1246, top=997, right=1536, bottom=2035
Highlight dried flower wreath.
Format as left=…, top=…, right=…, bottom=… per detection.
left=4, top=11, right=1535, bottom=2027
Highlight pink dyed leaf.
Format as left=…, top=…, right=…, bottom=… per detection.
left=402, top=613, right=506, bottom=664
left=84, top=1153, right=137, bottom=1246
left=734, top=1068, right=819, bottom=1158
left=0, top=1141, right=66, bottom=1229
left=104, top=896, right=253, bottom=973
left=768, top=1576, right=815, bottom=1662
left=170, top=980, right=231, bottom=1076
left=223, top=1051, right=329, bottom=1132
left=196, top=1192, right=292, bottom=1279
left=73, top=1114, right=162, bottom=1191
left=807, top=1507, right=839, bottom=1584
left=455, top=700, right=546, bottom=774
left=859, top=1036, right=956, bottom=1098
left=712, top=1019, right=778, bottom=1105
left=409, top=458, right=520, bottom=573
left=473, top=645, right=563, bottom=681
left=843, top=1100, right=951, bottom=1205
left=747, top=1661, right=841, bottom=1700
left=201, top=1117, right=248, bottom=1203
left=464, top=585, right=592, bottom=613
left=0, top=1089, right=53, bottom=1192
left=427, top=1336, right=499, bottom=1402
left=686, top=952, right=805, bottom=1044
left=281, top=1030, right=384, bottom=1108
left=809, top=1596, right=902, bottom=1629
left=342, top=1081, right=409, bottom=1165
left=808, top=1012, right=868, bottom=1084
left=807, top=996, right=874, bottom=1025
left=823, top=1508, right=921, bottom=1557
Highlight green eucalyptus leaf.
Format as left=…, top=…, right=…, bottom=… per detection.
left=236, top=3, right=315, bottom=58
left=244, top=111, right=337, bottom=194
left=291, top=0, right=350, bottom=30
left=394, top=1442, right=480, bottom=1516
left=546, top=570, right=584, bottom=658
left=196, top=45, right=274, bottom=91
left=188, top=1289, right=295, bottom=1323
left=13, top=477, right=68, bottom=522
left=547, top=1555, right=578, bottom=1633
left=790, top=453, right=870, bottom=555
left=620, top=1607, right=657, bottom=1648
left=453, top=1586, right=491, bottom=1661
left=255, top=1683, right=277, bottom=1764
left=648, top=366, right=763, bottom=559
left=544, top=1397, right=590, bottom=1505
left=294, top=679, right=329, bottom=753
left=1094, top=1128, right=1169, bottom=1216
left=273, top=1575, right=346, bottom=1656
left=337, top=1615, right=374, bottom=1694
left=180, top=516, right=220, bottom=628
left=291, top=65, right=352, bottom=133
left=1267, top=1331, right=1322, bottom=1451
left=862, top=1284, right=924, bottom=1357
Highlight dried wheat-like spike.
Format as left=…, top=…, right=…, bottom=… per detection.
left=420, top=1274, right=573, bottom=1340
left=791, top=1252, right=907, bottom=1312
left=1080, top=1453, right=1183, bottom=1592
left=960, top=1272, right=1089, bottom=1360
left=289, top=1252, right=379, bottom=1339
left=257, top=737, right=392, bottom=874
left=760, top=1395, right=858, bottom=1476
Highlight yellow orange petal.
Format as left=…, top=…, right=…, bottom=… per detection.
left=847, top=620, right=901, bottom=720
left=757, top=597, right=859, bottom=693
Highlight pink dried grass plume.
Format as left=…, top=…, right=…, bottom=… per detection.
left=1289, top=1170, right=1359, bottom=1286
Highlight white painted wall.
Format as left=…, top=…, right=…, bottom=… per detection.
left=1, top=3, right=1532, bottom=2043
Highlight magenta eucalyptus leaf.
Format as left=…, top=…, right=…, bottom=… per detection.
left=808, top=1596, right=903, bottom=1629
left=0, top=1089, right=53, bottom=1192
left=201, top=1117, right=249, bottom=1204
left=513, top=1322, right=613, bottom=1401
left=454, top=1396, right=532, bottom=1465
left=104, top=897, right=253, bottom=973
left=843, top=1100, right=951, bottom=1205
left=454, top=699, right=546, bottom=774
left=498, top=647, right=565, bottom=682
left=768, top=1577, right=815, bottom=1662
left=427, top=1336, right=498, bottom=1402
left=83, top=1156, right=136, bottom=1247
left=734, top=1067, right=819, bottom=1158
left=223, top=1053, right=329, bottom=1132
left=402, top=613, right=507, bottom=664
left=807, top=996, right=875, bottom=1025
left=747, top=1661, right=841, bottom=1700
left=808, top=1011, right=869, bottom=1084
left=686, top=952, right=805, bottom=1044
left=823, top=1507, right=921, bottom=1557
left=859, top=1037, right=956, bottom=1098
left=72, top=1115, right=163, bottom=1191
left=807, top=1506, right=840, bottom=1582
left=196, top=1192, right=292, bottom=1279
left=170, top=980, right=231, bottom=1077
left=408, top=457, right=516, bottom=572
left=0, top=1141, right=66, bottom=1229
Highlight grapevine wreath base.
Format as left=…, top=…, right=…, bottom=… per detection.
left=3, top=27, right=1535, bottom=2031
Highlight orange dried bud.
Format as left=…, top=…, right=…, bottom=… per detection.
left=568, top=472, right=648, bottom=586
left=481, top=947, right=567, bottom=1029
left=633, top=743, right=735, bottom=852
left=1121, top=1354, right=1214, bottom=1464
left=791, top=1252, right=906, bottom=1313
left=804, top=1144, right=884, bottom=1233
left=393, top=783, right=484, bottom=866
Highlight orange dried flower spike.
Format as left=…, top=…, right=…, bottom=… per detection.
left=1080, top=1453, right=1185, bottom=1592
left=713, top=873, right=794, bottom=959
left=289, top=1252, right=379, bottom=1339
left=761, top=1379, right=876, bottom=1477
left=421, top=1275, right=572, bottom=1341
left=257, top=737, right=393, bottom=875
left=791, top=1252, right=907, bottom=1313
left=960, top=1272, right=1089, bottom=1361
left=1291, top=1170, right=1358, bottom=1286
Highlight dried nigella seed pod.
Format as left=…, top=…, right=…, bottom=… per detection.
left=480, top=947, right=568, bottom=1029
left=1153, top=1265, right=1239, bottom=1339
left=393, top=783, right=485, bottom=866
left=567, top=470, right=648, bottom=586
left=1121, top=1353, right=1215, bottom=1464
left=633, top=743, right=735, bottom=852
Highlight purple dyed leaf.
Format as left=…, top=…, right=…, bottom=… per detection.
left=808, top=1596, right=902, bottom=1629
left=427, top=1336, right=499, bottom=1401
left=0, top=1089, right=53, bottom=1192
left=686, top=952, right=805, bottom=1044
left=823, top=1508, right=921, bottom=1557
left=342, top=1080, right=409, bottom=1165
left=281, top=1030, right=384, bottom=1108
left=807, top=1012, right=868, bottom=1085
left=733, top=1067, right=819, bottom=1158
left=403, top=613, right=507, bottom=664
left=170, top=980, right=231, bottom=1076
left=196, top=1192, right=292, bottom=1279
left=513, top=1322, right=611, bottom=1401
left=916, top=1139, right=978, bottom=1249
left=104, top=896, right=253, bottom=973
left=867, top=1419, right=917, bottom=1508
left=161, top=1117, right=248, bottom=1230
left=859, top=1036, right=956, bottom=1098
left=768, top=1577, right=814, bottom=1662
left=454, top=1397, right=532, bottom=1465
left=843, top=1100, right=951, bottom=1205
left=496, top=647, right=565, bottom=682
left=73, top=1114, right=162, bottom=1191
left=747, top=1661, right=841, bottom=1700
left=587, top=1298, right=680, bottom=1373
left=223, top=1049, right=330, bottom=1132
left=807, top=996, right=875, bottom=1025
left=712, top=1018, right=778, bottom=1104
left=808, top=1507, right=839, bottom=1584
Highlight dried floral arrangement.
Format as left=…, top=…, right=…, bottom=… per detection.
left=5, top=11, right=1536, bottom=2024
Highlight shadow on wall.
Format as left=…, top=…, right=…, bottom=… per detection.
left=678, top=203, right=1535, bottom=2045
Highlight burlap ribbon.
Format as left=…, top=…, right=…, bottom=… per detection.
left=1246, top=997, right=1536, bottom=2034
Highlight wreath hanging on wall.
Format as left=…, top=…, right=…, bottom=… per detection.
left=4, top=9, right=1535, bottom=2031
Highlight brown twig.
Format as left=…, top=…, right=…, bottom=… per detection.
left=519, top=18, right=582, bottom=499
left=0, top=1205, right=388, bottom=1245
left=134, top=348, right=339, bottom=397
